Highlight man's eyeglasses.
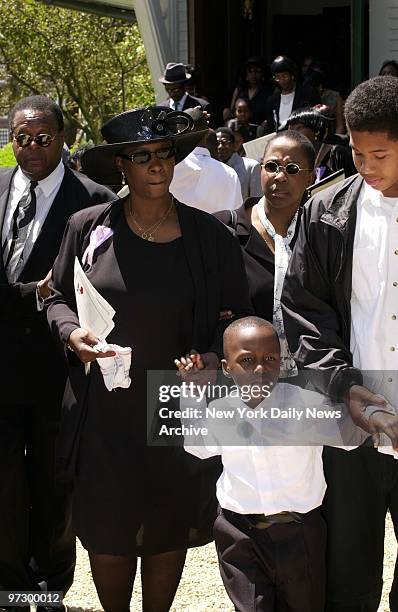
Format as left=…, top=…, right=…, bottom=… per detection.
left=119, top=146, right=176, bottom=165
left=273, top=73, right=291, bottom=82
left=262, top=160, right=312, bottom=175
left=13, top=133, right=56, bottom=148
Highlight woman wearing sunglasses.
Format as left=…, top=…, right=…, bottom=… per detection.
left=46, top=106, right=252, bottom=612
left=215, top=130, right=315, bottom=378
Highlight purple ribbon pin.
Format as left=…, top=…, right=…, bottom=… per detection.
left=82, top=225, right=114, bottom=266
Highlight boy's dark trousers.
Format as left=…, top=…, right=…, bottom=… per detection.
left=323, top=445, right=398, bottom=612
left=214, top=507, right=326, bottom=611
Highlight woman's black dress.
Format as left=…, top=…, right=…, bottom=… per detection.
left=73, top=215, right=218, bottom=555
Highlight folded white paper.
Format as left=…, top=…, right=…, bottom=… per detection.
left=74, top=257, right=115, bottom=340
left=74, top=257, right=132, bottom=388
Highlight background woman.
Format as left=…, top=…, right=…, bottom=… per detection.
left=286, top=108, right=356, bottom=182
left=215, top=130, right=315, bottom=378
left=224, top=56, right=273, bottom=125
left=379, top=59, right=398, bottom=76
left=226, top=97, right=259, bottom=142
left=47, top=106, right=252, bottom=612
left=304, top=68, right=346, bottom=134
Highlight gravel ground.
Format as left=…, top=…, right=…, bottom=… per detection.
left=64, top=515, right=397, bottom=611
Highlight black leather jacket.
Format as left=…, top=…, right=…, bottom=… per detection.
left=282, top=173, right=365, bottom=399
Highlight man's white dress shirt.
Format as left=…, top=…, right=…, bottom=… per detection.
left=351, top=181, right=398, bottom=455
left=2, top=160, right=65, bottom=280
left=170, top=146, right=242, bottom=213
left=278, top=90, right=295, bottom=127
left=169, top=94, right=187, bottom=111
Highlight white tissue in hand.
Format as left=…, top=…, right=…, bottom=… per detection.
left=94, top=341, right=132, bottom=391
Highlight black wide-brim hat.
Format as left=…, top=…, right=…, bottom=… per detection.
left=81, top=106, right=207, bottom=187
left=159, top=62, right=191, bottom=84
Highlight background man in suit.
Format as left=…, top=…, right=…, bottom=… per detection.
left=0, top=95, right=114, bottom=609
left=216, top=127, right=262, bottom=200
left=265, top=55, right=320, bottom=133
left=158, top=62, right=212, bottom=116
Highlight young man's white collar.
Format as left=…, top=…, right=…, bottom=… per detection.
left=362, top=178, right=398, bottom=211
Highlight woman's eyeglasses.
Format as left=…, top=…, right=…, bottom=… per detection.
left=119, top=146, right=176, bottom=165
left=13, top=133, right=56, bottom=148
left=262, top=160, right=312, bottom=175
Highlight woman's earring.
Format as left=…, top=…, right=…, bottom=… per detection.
left=221, top=361, right=232, bottom=379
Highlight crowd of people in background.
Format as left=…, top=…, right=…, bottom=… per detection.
left=68, top=52, right=371, bottom=199
left=2, top=49, right=398, bottom=612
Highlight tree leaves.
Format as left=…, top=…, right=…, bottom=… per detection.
left=0, top=1, right=155, bottom=142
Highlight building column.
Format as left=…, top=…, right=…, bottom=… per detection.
left=133, top=0, right=188, bottom=102
left=369, top=0, right=398, bottom=76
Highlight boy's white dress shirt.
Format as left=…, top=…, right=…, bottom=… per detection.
left=183, top=383, right=336, bottom=515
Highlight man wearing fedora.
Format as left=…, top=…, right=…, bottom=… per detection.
left=158, top=62, right=212, bottom=116
left=0, top=94, right=114, bottom=609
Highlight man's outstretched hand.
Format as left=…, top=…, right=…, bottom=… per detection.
left=344, top=384, right=398, bottom=450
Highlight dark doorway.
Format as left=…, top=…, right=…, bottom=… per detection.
left=272, top=7, right=351, bottom=96
left=191, top=0, right=269, bottom=126
left=191, top=0, right=368, bottom=123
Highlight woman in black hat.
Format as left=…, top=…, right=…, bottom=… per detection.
left=47, top=106, right=251, bottom=611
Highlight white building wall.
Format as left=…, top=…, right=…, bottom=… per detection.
left=133, top=0, right=188, bottom=102
left=369, top=0, right=398, bottom=76
left=177, top=0, right=188, bottom=62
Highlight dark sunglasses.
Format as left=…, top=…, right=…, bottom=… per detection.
left=262, top=160, right=312, bottom=175
left=13, top=133, right=56, bottom=148
left=119, top=146, right=176, bottom=165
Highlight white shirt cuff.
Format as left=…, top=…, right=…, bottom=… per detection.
left=363, top=404, right=395, bottom=419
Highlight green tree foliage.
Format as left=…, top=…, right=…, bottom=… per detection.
left=0, top=0, right=155, bottom=142
left=0, top=143, right=16, bottom=167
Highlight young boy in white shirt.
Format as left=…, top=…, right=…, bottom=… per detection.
left=176, top=316, right=327, bottom=612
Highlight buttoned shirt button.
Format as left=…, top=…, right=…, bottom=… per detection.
left=393, top=315, right=397, bottom=320
left=388, top=377, right=393, bottom=382
left=390, top=346, right=395, bottom=351
left=394, top=282, right=398, bottom=287
left=395, top=250, right=398, bottom=255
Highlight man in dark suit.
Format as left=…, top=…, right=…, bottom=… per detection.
left=158, top=62, right=212, bottom=116
left=0, top=95, right=114, bottom=609
left=265, top=55, right=321, bottom=133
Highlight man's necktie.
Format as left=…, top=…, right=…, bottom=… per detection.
left=4, top=180, right=38, bottom=282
